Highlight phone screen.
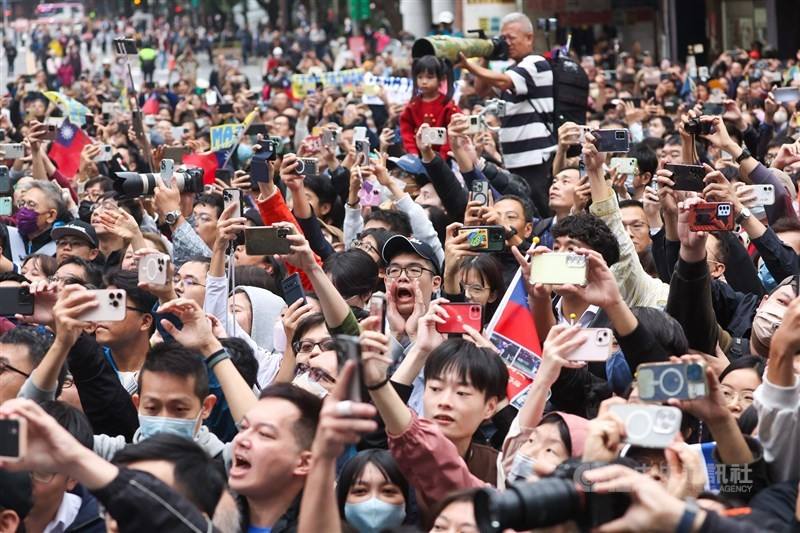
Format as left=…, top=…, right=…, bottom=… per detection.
left=0, top=420, right=22, bottom=459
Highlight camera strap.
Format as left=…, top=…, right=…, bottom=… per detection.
left=225, top=241, right=238, bottom=336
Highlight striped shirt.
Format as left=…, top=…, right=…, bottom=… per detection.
left=499, top=54, right=557, bottom=169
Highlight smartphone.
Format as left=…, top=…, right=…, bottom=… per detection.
left=637, top=361, right=708, bottom=402
left=369, top=293, right=386, bottom=334
left=215, top=168, right=233, bottom=185
left=321, top=129, right=340, bottom=148
left=565, top=328, right=613, bottom=361
left=94, top=144, right=113, bottom=162
left=0, top=143, right=23, bottom=159
left=219, top=102, right=234, bottom=114
left=0, top=165, right=10, bottom=194
left=42, top=124, right=58, bottom=141
left=530, top=253, right=587, bottom=286
left=160, top=158, right=175, bottom=188
left=164, top=146, right=191, bottom=165
left=354, top=139, right=370, bottom=165
left=138, top=253, right=170, bottom=286
left=610, top=157, right=637, bottom=175
left=0, top=197, right=11, bottom=216
left=77, top=289, right=127, bottom=322
left=457, top=226, right=506, bottom=253
left=0, top=286, right=34, bottom=316
left=701, top=102, right=724, bottom=115
left=467, top=114, right=484, bottom=134
left=470, top=181, right=490, bottom=206
left=246, top=123, right=269, bottom=137
left=609, top=404, right=682, bottom=448
left=335, top=335, right=362, bottom=403
left=422, top=127, right=447, bottom=145
left=0, top=418, right=26, bottom=461
left=773, top=87, right=800, bottom=104
left=752, top=184, right=775, bottom=206
left=688, top=202, right=734, bottom=231
left=281, top=273, right=306, bottom=307
left=435, top=303, right=483, bottom=334
left=665, top=163, right=705, bottom=192
left=622, top=97, right=643, bottom=108
left=223, top=188, right=242, bottom=219
left=113, top=38, right=138, bottom=55
left=592, top=129, right=630, bottom=153
left=244, top=226, right=294, bottom=255
left=251, top=153, right=271, bottom=184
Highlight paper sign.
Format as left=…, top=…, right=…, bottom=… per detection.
left=291, top=69, right=365, bottom=99
left=361, top=73, right=414, bottom=105
left=210, top=124, right=243, bottom=152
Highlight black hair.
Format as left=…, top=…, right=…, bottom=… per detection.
left=57, top=256, right=103, bottom=288
left=767, top=135, right=792, bottom=151
left=21, top=253, right=57, bottom=278
left=0, top=271, right=29, bottom=284
left=336, top=449, right=410, bottom=520
left=112, top=433, right=225, bottom=516
left=138, top=342, right=210, bottom=401
left=771, top=216, right=800, bottom=234
left=41, top=400, right=93, bottom=450
left=707, top=233, right=731, bottom=265
left=194, top=193, right=224, bottom=218
left=539, top=412, right=573, bottom=456
left=459, top=254, right=504, bottom=318
left=232, top=265, right=279, bottom=295
left=499, top=193, right=537, bottom=223
left=427, top=488, right=480, bottom=531
left=737, top=405, right=759, bottom=436
left=0, top=327, right=64, bottom=396
left=364, top=209, right=412, bottom=237
left=552, top=213, right=621, bottom=267
left=719, top=355, right=766, bottom=383
left=629, top=307, right=689, bottom=359
left=357, top=228, right=397, bottom=265
left=106, top=268, right=158, bottom=314
left=411, top=55, right=454, bottom=102
left=628, top=142, right=658, bottom=178
left=423, top=205, right=449, bottom=247
left=648, top=115, right=675, bottom=136
left=323, top=249, right=378, bottom=299
left=618, top=199, right=645, bottom=212
left=663, top=133, right=682, bottom=147
left=304, top=174, right=344, bottom=227
left=221, top=337, right=259, bottom=390
left=83, top=175, right=114, bottom=194
left=184, top=255, right=212, bottom=269
left=640, top=136, right=665, bottom=152
left=290, top=312, right=327, bottom=347
left=258, top=383, right=322, bottom=450
left=424, top=338, right=508, bottom=401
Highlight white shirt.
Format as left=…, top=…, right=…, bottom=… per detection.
left=43, top=492, right=82, bottom=533
left=554, top=297, right=599, bottom=327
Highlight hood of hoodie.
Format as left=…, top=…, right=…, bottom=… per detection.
left=235, top=285, right=286, bottom=352
left=552, top=411, right=589, bottom=458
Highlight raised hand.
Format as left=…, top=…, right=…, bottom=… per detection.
left=156, top=298, right=220, bottom=355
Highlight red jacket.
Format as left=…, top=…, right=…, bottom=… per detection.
left=399, top=94, right=460, bottom=158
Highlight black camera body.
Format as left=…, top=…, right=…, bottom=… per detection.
left=684, top=118, right=714, bottom=136
left=473, top=461, right=630, bottom=533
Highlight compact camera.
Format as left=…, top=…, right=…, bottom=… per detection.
left=295, top=158, right=318, bottom=177
left=684, top=118, right=714, bottom=135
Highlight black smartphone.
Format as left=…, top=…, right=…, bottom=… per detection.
left=251, top=153, right=271, bottom=184
left=702, top=102, right=724, bottom=115
left=281, top=273, right=306, bottom=307
left=215, top=168, right=233, bottom=185
left=246, top=123, right=269, bottom=136
left=592, top=129, right=630, bottom=153
left=219, top=102, right=234, bottom=114
left=0, top=165, right=11, bottom=195
left=0, top=287, right=34, bottom=316
left=335, top=335, right=362, bottom=403
left=0, top=419, right=24, bottom=460
left=113, top=38, right=138, bottom=55
left=665, top=163, right=705, bottom=192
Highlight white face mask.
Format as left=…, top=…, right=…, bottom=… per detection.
left=774, top=109, right=788, bottom=125
left=273, top=319, right=287, bottom=353
left=292, top=372, right=328, bottom=398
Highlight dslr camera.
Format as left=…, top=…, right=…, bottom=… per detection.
left=684, top=118, right=713, bottom=135
left=114, top=167, right=204, bottom=198
left=473, top=461, right=629, bottom=533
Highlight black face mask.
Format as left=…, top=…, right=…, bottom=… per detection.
left=78, top=200, right=95, bottom=223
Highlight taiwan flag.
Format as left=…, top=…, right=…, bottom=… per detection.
left=48, top=118, right=90, bottom=178
left=486, top=268, right=543, bottom=408
left=183, top=152, right=219, bottom=185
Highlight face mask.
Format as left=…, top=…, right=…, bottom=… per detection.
left=78, top=200, right=95, bottom=223
left=138, top=412, right=201, bottom=441
left=272, top=319, right=287, bottom=353
left=237, top=143, right=253, bottom=163
left=507, top=453, right=536, bottom=483
left=774, top=109, right=788, bottom=125
left=292, top=372, right=328, bottom=398
left=16, top=207, right=41, bottom=237
left=344, top=497, right=405, bottom=533
left=752, top=299, right=786, bottom=350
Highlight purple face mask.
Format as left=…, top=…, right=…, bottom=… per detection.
left=16, top=207, right=41, bottom=238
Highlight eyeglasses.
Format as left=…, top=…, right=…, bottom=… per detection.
left=173, top=276, right=205, bottom=288
left=385, top=263, right=435, bottom=279
left=622, top=221, right=649, bottom=232
left=49, top=275, right=86, bottom=286
left=720, top=386, right=754, bottom=406
left=352, top=239, right=378, bottom=256
left=16, top=199, right=42, bottom=210
left=0, top=359, right=30, bottom=379
left=292, top=338, right=337, bottom=354
left=295, top=363, right=336, bottom=384
left=460, top=282, right=489, bottom=294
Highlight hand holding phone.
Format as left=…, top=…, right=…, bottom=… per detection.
left=435, top=303, right=483, bottom=334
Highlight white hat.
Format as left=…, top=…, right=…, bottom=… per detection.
left=273, top=47, right=283, bottom=57
left=438, top=11, right=454, bottom=25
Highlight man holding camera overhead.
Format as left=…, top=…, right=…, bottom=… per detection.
left=459, top=12, right=557, bottom=217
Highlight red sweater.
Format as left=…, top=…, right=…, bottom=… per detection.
left=399, top=93, right=460, bottom=158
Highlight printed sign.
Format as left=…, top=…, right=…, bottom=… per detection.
left=210, top=124, right=243, bottom=152
left=291, top=69, right=365, bottom=98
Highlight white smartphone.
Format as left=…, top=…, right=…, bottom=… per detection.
left=609, top=404, right=682, bottom=448
left=160, top=158, right=175, bottom=188
left=78, top=289, right=127, bottom=322
left=530, top=253, right=587, bottom=286
left=94, top=144, right=113, bottom=162
left=751, top=184, right=775, bottom=207
left=206, top=90, right=218, bottom=107
left=565, top=328, right=613, bottom=361
left=467, top=115, right=484, bottom=134
left=45, top=116, right=64, bottom=128
left=354, top=126, right=367, bottom=141
left=422, top=127, right=447, bottom=145
left=610, top=157, right=637, bottom=175
left=223, top=188, right=242, bottom=219
left=138, top=254, right=170, bottom=286
left=0, top=143, right=24, bottom=159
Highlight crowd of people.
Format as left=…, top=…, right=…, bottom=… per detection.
left=2, top=8, right=800, bottom=533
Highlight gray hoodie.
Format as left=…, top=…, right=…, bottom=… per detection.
left=235, top=285, right=286, bottom=353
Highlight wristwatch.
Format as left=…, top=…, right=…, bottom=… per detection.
left=735, top=147, right=752, bottom=164
left=735, top=206, right=752, bottom=225
left=164, top=209, right=181, bottom=226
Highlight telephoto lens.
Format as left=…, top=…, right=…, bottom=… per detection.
left=113, top=172, right=158, bottom=198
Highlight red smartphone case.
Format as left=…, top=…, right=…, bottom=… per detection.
left=688, top=202, right=734, bottom=231
left=435, top=304, right=483, bottom=334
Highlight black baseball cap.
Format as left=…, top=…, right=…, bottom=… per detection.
left=0, top=470, right=33, bottom=519
left=51, top=220, right=99, bottom=248
left=381, top=235, right=441, bottom=275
